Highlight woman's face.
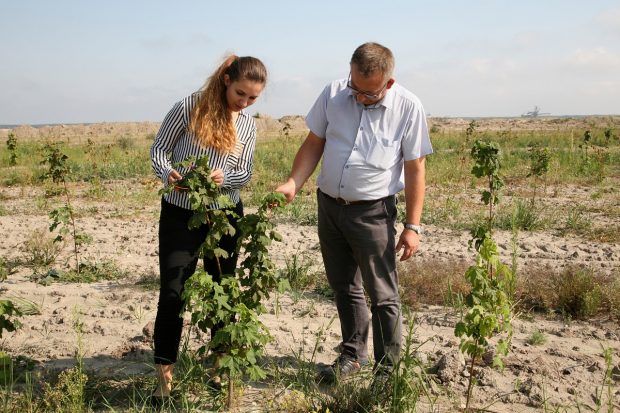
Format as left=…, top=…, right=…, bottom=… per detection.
left=224, top=76, right=265, bottom=113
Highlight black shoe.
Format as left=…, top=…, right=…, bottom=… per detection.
left=317, top=354, right=363, bottom=384
left=147, top=393, right=172, bottom=410
left=369, top=364, right=393, bottom=393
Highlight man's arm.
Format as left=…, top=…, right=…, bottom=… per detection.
left=275, top=131, right=326, bottom=203
left=395, top=156, right=426, bottom=261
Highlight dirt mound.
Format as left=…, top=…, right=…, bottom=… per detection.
left=1, top=116, right=309, bottom=142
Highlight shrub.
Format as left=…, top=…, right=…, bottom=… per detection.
left=553, top=268, right=602, bottom=318
left=116, top=135, right=135, bottom=150
left=496, top=198, right=545, bottom=231
left=526, top=330, right=547, bottom=346
left=21, top=228, right=61, bottom=269
left=563, top=206, right=592, bottom=233
left=518, top=266, right=619, bottom=319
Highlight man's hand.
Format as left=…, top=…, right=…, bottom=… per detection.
left=395, top=230, right=420, bottom=261
left=275, top=178, right=297, bottom=203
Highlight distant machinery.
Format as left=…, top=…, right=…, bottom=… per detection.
left=522, top=106, right=550, bottom=118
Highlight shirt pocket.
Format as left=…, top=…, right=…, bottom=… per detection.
left=366, top=134, right=397, bottom=169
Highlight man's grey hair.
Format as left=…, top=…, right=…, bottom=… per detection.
left=350, top=42, right=395, bottom=78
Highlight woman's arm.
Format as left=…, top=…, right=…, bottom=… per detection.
left=222, top=127, right=257, bottom=189
left=150, top=100, right=186, bottom=183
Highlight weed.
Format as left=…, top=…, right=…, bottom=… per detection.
left=553, top=268, right=602, bottom=319
left=526, top=329, right=547, bottom=346
left=563, top=206, right=592, bottom=233
left=21, top=228, right=61, bottom=269
left=0, top=300, right=22, bottom=338
left=496, top=198, right=546, bottom=231
left=399, top=259, right=470, bottom=308
left=280, top=251, right=318, bottom=292
left=5, top=296, right=41, bottom=316
left=135, top=270, right=159, bottom=290
left=0, top=257, right=19, bottom=281
left=422, top=193, right=465, bottom=228
left=596, top=346, right=616, bottom=412
left=116, top=135, right=135, bottom=150
left=61, top=259, right=128, bottom=283
left=38, top=311, right=89, bottom=412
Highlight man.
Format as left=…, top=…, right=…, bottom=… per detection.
left=276, top=42, right=432, bottom=383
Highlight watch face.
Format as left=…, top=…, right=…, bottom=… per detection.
left=405, top=224, right=423, bottom=234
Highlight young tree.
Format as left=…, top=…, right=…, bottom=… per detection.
left=455, top=140, right=513, bottom=412
left=162, top=156, right=288, bottom=408
left=41, top=143, right=88, bottom=273
left=6, top=132, right=17, bottom=166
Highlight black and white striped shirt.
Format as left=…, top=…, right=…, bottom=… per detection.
left=150, top=93, right=257, bottom=210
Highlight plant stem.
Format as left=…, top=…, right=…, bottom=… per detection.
left=465, top=353, right=477, bottom=413
left=63, top=180, right=80, bottom=273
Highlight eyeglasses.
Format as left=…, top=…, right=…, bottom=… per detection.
left=346, top=73, right=388, bottom=100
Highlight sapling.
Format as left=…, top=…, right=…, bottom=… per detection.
left=41, top=144, right=87, bottom=273
left=580, top=130, right=592, bottom=163
left=162, top=156, right=288, bottom=408
left=459, top=120, right=478, bottom=177
left=455, top=139, right=513, bottom=412
left=6, top=132, right=17, bottom=166
left=527, top=143, right=550, bottom=205
left=603, top=128, right=616, bottom=146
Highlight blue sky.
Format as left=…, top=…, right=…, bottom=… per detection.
left=1, top=0, right=619, bottom=124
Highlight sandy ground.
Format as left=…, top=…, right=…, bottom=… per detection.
left=1, top=181, right=619, bottom=412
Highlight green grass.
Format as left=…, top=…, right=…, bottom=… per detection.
left=526, top=329, right=547, bottom=346
left=2, top=124, right=619, bottom=197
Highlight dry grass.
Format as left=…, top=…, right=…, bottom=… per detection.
left=399, top=260, right=620, bottom=319
left=517, top=265, right=620, bottom=319
left=399, top=259, right=471, bottom=309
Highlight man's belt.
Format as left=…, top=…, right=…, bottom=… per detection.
left=320, top=190, right=390, bottom=206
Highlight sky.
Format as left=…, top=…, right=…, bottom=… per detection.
left=1, top=0, right=619, bottom=124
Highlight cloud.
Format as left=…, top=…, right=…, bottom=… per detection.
left=594, top=7, right=620, bottom=36
left=188, top=32, right=211, bottom=46
left=565, top=47, right=620, bottom=73
left=511, top=30, right=545, bottom=50
left=140, top=36, right=177, bottom=50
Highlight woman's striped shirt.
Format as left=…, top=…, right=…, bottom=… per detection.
left=150, top=93, right=257, bottom=210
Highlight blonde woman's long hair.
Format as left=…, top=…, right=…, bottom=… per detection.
left=189, top=55, right=267, bottom=153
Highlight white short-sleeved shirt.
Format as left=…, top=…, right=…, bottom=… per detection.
left=306, top=79, right=433, bottom=201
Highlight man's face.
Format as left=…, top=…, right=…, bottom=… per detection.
left=348, top=65, right=394, bottom=105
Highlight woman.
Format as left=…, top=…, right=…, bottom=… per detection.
left=149, top=55, right=267, bottom=402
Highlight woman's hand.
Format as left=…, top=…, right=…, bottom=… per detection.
left=167, top=169, right=183, bottom=185
left=210, top=169, right=225, bottom=186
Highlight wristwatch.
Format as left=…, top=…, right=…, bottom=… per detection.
left=404, top=223, right=423, bottom=235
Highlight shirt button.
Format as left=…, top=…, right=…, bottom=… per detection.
left=345, top=165, right=349, bottom=169
left=353, top=147, right=358, bottom=151
left=360, top=127, right=363, bottom=130
left=340, top=185, right=344, bottom=188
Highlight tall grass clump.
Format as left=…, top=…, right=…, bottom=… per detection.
left=495, top=198, right=546, bottom=231
left=517, top=266, right=620, bottom=319
left=286, top=312, right=433, bottom=413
